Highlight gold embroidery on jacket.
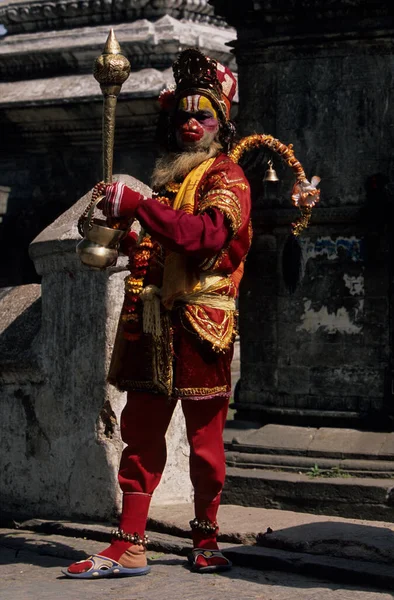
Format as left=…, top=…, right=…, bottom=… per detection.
left=203, top=172, right=249, bottom=192
left=198, top=189, right=242, bottom=234
left=183, top=305, right=236, bottom=352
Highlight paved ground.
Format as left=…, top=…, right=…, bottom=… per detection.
left=3, top=502, right=394, bottom=598
left=1, top=540, right=393, bottom=600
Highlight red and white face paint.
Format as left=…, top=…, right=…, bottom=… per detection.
left=175, top=94, right=219, bottom=151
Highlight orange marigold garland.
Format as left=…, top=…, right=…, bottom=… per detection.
left=122, top=234, right=155, bottom=340
left=120, top=194, right=172, bottom=341
left=229, top=134, right=320, bottom=237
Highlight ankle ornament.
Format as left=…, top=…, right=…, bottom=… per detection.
left=111, top=529, right=149, bottom=546
left=189, top=518, right=218, bottom=535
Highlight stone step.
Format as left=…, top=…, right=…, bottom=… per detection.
left=226, top=450, right=394, bottom=478
left=222, top=467, right=394, bottom=522
left=5, top=506, right=394, bottom=590
left=224, top=422, right=394, bottom=461
left=3, top=526, right=394, bottom=591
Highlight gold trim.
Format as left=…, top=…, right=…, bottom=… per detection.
left=165, top=182, right=181, bottom=194
left=248, top=220, right=253, bottom=247
left=203, top=172, right=249, bottom=192
left=183, top=305, right=236, bottom=352
left=196, top=274, right=235, bottom=295
left=174, top=385, right=228, bottom=397
left=198, top=189, right=242, bottom=234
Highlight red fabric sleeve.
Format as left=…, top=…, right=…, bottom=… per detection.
left=135, top=198, right=229, bottom=258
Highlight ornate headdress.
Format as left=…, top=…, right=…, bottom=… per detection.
left=159, top=48, right=237, bottom=122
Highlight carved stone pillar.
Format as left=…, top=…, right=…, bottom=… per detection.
left=212, top=0, right=394, bottom=428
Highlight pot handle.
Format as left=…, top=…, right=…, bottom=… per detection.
left=78, top=194, right=104, bottom=237
left=84, top=195, right=105, bottom=236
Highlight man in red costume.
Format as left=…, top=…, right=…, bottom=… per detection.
left=64, top=48, right=252, bottom=579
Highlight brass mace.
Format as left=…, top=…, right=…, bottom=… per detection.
left=76, top=30, right=131, bottom=269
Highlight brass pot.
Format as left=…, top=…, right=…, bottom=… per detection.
left=76, top=196, right=128, bottom=269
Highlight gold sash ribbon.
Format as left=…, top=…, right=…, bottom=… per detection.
left=161, top=157, right=216, bottom=310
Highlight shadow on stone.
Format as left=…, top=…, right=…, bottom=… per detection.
left=0, top=533, right=86, bottom=567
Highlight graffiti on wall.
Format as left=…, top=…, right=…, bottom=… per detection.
left=297, top=235, right=365, bottom=335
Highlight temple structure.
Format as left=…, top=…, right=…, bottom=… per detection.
left=211, top=0, right=394, bottom=431
left=1, top=0, right=394, bottom=520
left=0, top=0, right=236, bottom=285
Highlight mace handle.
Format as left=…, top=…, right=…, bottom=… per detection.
left=93, top=29, right=131, bottom=184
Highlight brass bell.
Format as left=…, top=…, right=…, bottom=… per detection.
left=263, top=159, right=279, bottom=183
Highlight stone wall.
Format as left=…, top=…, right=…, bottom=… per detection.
left=212, top=0, right=394, bottom=428
left=0, top=176, right=193, bottom=522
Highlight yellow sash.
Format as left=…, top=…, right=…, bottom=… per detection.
left=161, top=158, right=216, bottom=309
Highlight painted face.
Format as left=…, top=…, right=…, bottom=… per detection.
left=175, top=95, right=219, bottom=151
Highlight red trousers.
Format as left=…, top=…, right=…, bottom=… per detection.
left=118, top=391, right=229, bottom=532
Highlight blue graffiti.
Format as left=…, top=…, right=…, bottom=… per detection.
left=301, top=237, right=364, bottom=262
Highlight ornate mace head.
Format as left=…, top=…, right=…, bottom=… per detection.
left=93, top=29, right=131, bottom=97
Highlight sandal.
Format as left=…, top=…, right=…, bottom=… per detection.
left=62, top=554, right=151, bottom=579
left=188, top=548, right=232, bottom=573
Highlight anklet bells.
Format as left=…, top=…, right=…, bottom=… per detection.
left=111, top=529, right=149, bottom=546
left=189, top=518, right=218, bottom=535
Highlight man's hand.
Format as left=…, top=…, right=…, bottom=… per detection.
left=94, top=181, right=145, bottom=218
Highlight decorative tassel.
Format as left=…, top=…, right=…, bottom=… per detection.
left=140, top=285, right=162, bottom=337
left=282, top=234, right=303, bottom=293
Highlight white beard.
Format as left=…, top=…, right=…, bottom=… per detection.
left=151, top=140, right=222, bottom=191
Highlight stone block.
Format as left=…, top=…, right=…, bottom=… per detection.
left=308, top=429, right=388, bottom=459
left=278, top=341, right=344, bottom=368
left=252, top=234, right=277, bottom=253
left=277, top=295, right=309, bottom=324
left=277, top=366, right=310, bottom=394
left=309, top=367, right=385, bottom=398
left=241, top=424, right=316, bottom=453
left=339, top=342, right=386, bottom=367
left=223, top=420, right=261, bottom=445
left=303, top=395, right=360, bottom=412
left=242, top=294, right=277, bottom=322
left=378, top=434, right=394, bottom=459
left=242, top=363, right=278, bottom=391
left=0, top=285, right=42, bottom=382
left=238, top=389, right=277, bottom=408
left=223, top=468, right=394, bottom=521
left=242, top=340, right=277, bottom=364
left=244, top=318, right=277, bottom=344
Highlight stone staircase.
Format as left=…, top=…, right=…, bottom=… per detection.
left=222, top=423, right=394, bottom=521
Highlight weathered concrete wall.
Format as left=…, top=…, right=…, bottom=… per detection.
left=212, top=0, right=394, bottom=428
left=0, top=175, right=193, bottom=522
